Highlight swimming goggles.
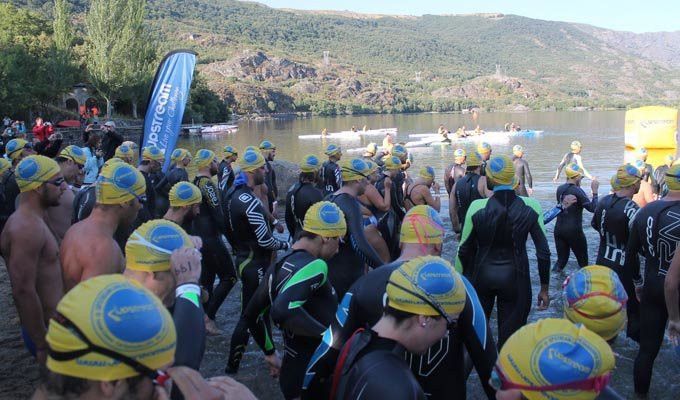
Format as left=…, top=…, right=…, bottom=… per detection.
left=489, top=364, right=610, bottom=393
left=561, top=276, right=627, bottom=319
left=48, top=312, right=170, bottom=386
left=387, top=269, right=458, bottom=330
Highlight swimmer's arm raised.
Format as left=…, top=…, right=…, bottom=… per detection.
left=365, top=181, right=391, bottom=212
left=422, top=183, right=441, bottom=212
left=8, top=227, right=47, bottom=356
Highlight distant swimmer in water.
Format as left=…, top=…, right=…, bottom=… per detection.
left=553, top=140, right=594, bottom=182
left=511, top=145, right=533, bottom=196
left=473, top=125, right=484, bottom=135
left=363, top=125, right=368, bottom=132
left=321, top=128, right=328, bottom=136
left=351, top=126, right=357, bottom=132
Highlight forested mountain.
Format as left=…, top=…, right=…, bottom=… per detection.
left=12, top=0, right=680, bottom=115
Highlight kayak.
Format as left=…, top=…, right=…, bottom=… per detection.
left=407, top=132, right=510, bottom=146
left=298, top=128, right=398, bottom=140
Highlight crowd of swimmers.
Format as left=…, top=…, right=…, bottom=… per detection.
left=1, top=126, right=680, bottom=400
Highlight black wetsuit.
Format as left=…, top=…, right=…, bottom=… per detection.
left=456, top=190, right=551, bottom=347
left=624, top=199, right=680, bottom=394
left=320, top=160, right=342, bottom=196
left=555, top=152, right=579, bottom=179
left=453, top=172, right=483, bottom=231
left=150, top=170, right=166, bottom=218
left=302, top=261, right=497, bottom=400
left=375, top=174, right=405, bottom=260
left=404, top=183, right=429, bottom=209
left=553, top=183, right=597, bottom=270
left=192, top=175, right=237, bottom=322
left=324, top=193, right=383, bottom=298
left=224, top=174, right=289, bottom=372
left=591, top=193, right=640, bottom=341
left=512, top=157, right=532, bottom=197
left=264, top=158, right=278, bottom=212
left=444, top=163, right=466, bottom=194
left=0, top=169, right=18, bottom=234
left=218, top=160, right=235, bottom=195
left=169, top=288, right=207, bottom=400
left=653, top=164, right=670, bottom=197
left=332, top=329, right=427, bottom=400
left=284, top=181, right=323, bottom=240
left=131, top=170, right=156, bottom=229
left=269, top=250, right=337, bottom=399
left=155, top=166, right=189, bottom=217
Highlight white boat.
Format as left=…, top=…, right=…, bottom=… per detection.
left=201, top=124, right=239, bottom=134
left=298, top=128, right=398, bottom=140
left=407, top=132, right=510, bottom=146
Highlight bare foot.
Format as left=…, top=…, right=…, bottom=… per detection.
left=205, top=316, right=223, bottom=336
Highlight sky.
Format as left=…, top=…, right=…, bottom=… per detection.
left=250, top=0, right=679, bottom=33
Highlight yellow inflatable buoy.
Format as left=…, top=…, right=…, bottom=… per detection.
left=624, top=106, right=678, bottom=149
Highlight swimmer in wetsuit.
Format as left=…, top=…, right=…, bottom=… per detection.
left=164, top=181, right=202, bottom=233
left=218, top=145, right=238, bottom=193
left=404, top=166, right=441, bottom=211
left=444, top=148, right=466, bottom=195
left=319, top=144, right=343, bottom=196
left=374, top=156, right=405, bottom=261
left=134, top=146, right=164, bottom=224
left=624, top=164, right=680, bottom=396
left=285, top=154, right=323, bottom=240
left=191, top=149, right=237, bottom=335
left=456, top=155, right=551, bottom=347
left=267, top=202, right=346, bottom=399
left=330, top=256, right=467, bottom=400
left=511, top=145, right=533, bottom=197
left=591, top=164, right=641, bottom=342
left=553, top=163, right=599, bottom=272
left=449, top=150, right=491, bottom=235
left=259, top=140, right=278, bottom=213
left=653, top=154, right=675, bottom=197
left=155, top=148, right=191, bottom=217
left=553, top=140, right=594, bottom=182
left=303, top=206, right=497, bottom=400
left=325, top=158, right=384, bottom=298
left=477, top=141, right=492, bottom=176
left=224, top=148, right=290, bottom=374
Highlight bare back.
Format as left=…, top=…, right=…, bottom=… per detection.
left=60, top=218, right=125, bottom=291
left=0, top=206, right=63, bottom=347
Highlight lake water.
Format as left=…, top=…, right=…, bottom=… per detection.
left=178, top=111, right=680, bottom=399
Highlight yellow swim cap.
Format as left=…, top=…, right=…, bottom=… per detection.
left=46, top=274, right=175, bottom=381
left=122, top=141, right=138, bottom=150
left=513, top=145, right=524, bottom=157
left=325, top=144, right=342, bottom=157
left=665, top=164, right=680, bottom=190
left=170, top=148, right=191, bottom=163
left=466, top=150, right=483, bottom=167
left=387, top=256, right=466, bottom=316
left=169, top=181, right=202, bottom=207
left=125, top=219, right=194, bottom=272
left=303, top=201, right=347, bottom=238
left=96, top=162, right=146, bottom=205
left=365, top=160, right=379, bottom=174
left=454, top=148, right=466, bottom=163
left=571, top=140, right=582, bottom=151
left=341, top=158, right=370, bottom=181
left=485, top=155, right=517, bottom=188
left=419, top=166, right=435, bottom=181
left=259, top=140, right=276, bottom=150
left=142, top=146, right=165, bottom=162
left=610, top=164, right=641, bottom=191
left=59, top=145, right=87, bottom=166
left=5, top=138, right=30, bottom=160
left=563, top=265, right=628, bottom=341
left=383, top=156, right=402, bottom=171
left=15, top=155, right=61, bottom=193
left=193, top=149, right=216, bottom=169
left=300, top=154, right=321, bottom=173
left=477, top=141, right=492, bottom=155
left=400, top=205, right=444, bottom=245
left=496, top=318, right=615, bottom=400
left=114, top=144, right=135, bottom=161
left=666, top=154, right=675, bottom=165
left=238, top=149, right=266, bottom=172
left=391, top=144, right=407, bottom=158
left=102, top=157, right=123, bottom=169
left=364, top=143, right=378, bottom=156
left=0, top=158, right=10, bottom=175
left=636, top=147, right=648, bottom=159
left=223, top=145, right=237, bottom=157
left=565, top=163, right=583, bottom=179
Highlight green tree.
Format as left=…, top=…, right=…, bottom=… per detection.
left=184, top=75, right=229, bottom=123
left=53, top=0, right=73, bottom=52
left=85, top=0, right=156, bottom=118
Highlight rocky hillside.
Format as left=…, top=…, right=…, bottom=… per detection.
left=14, top=0, right=680, bottom=115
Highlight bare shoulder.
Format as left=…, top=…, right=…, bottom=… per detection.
left=3, top=210, right=47, bottom=250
